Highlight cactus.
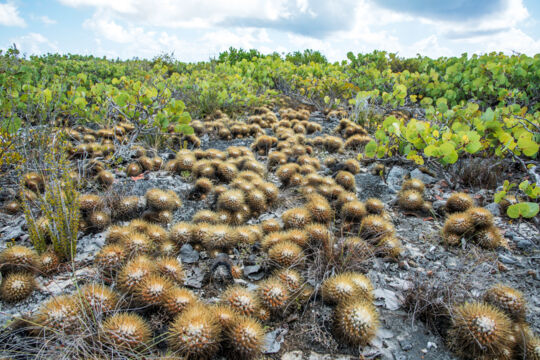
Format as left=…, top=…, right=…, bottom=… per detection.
left=282, top=207, right=312, bottom=229
left=447, top=302, right=515, bottom=360
left=0, top=272, right=35, bottom=302
left=167, top=303, right=221, bottom=358
left=101, top=313, right=151, bottom=351
left=0, top=245, right=39, bottom=273
left=257, top=278, right=290, bottom=312
left=334, top=299, right=379, bottom=346
left=484, top=284, right=526, bottom=321
left=221, top=285, right=260, bottom=317
left=268, top=241, right=303, bottom=267
left=226, top=316, right=265, bottom=359
left=446, top=192, right=474, bottom=213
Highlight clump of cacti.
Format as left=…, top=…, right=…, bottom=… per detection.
left=447, top=302, right=515, bottom=360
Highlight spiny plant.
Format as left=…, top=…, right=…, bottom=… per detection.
left=221, top=285, right=261, bottom=318
left=257, top=277, right=290, bottom=312
left=226, top=315, right=265, bottom=359
left=447, top=302, right=515, bottom=360
left=0, top=245, right=40, bottom=273
left=483, top=284, right=526, bottom=321
left=167, top=303, right=222, bottom=358
left=334, top=299, right=379, bottom=346
left=100, top=312, right=152, bottom=352
left=22, top=142, right=80, bottom=260
left=76, top=283, right=119, bottom=314
left=268, top=241, right=303, bottom=267
left=163, top=286, right=198, bottom=315
left=0, top=271, right=36, bottom=303
left=33, top=294, right=80, bottom=335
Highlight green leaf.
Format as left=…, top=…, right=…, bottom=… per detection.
left=519, top=180, right=530, bottom=192
left=494, top=191, right=506, bottom=203
left=115, top=93, right=129, bottom=107
left=517, top=133, right=539, bottom=157
left=43, top=88, right=52, bottom=103
left=175, top=124, right=194, bottom=135
left=365, top=141, right=377, bottom=157
left=507, top=202, right=539, bottom=218
left=4, top=117, right=21, bottom=134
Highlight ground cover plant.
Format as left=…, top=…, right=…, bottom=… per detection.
left=0, top=47, right=538, bottom=359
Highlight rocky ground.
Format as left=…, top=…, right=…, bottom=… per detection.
left=0, top=110, right=538, bottom=360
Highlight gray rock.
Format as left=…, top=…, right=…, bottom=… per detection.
left=517, top=238, right=534, bottom=250
left=432, top=200, right=446, bottom=214
left=498, top=253, right=517, bottom=265
left=244, top=265, right=265, bottom=281
left=386, top=166, right=409, bottom=193
left=355, top=173, right=394, bottom=202
left=281, top=351, right=303, bottom=360
left=264, top=327, right=288, bottom=354
left=308, top=351, right=351, bottom=360
left=179, top=244, right=199, bottom=263
left=0, top=225, right=25, bottom=242
left=75, top=232, right=106, bottom=262
left=374, top=288, right=401, bottom=310
left=184, top=267, right=204, bottom=288
left=399, top=339, right=413, bottom=351
left=484, top=202, right=501, bottom=216
left=410, top=169, right=436, bottom=184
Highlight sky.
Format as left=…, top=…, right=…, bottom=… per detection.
left=1, top=0, right=539, bottom=62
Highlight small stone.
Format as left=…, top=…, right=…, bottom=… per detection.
left=410, top=169, right=436, bottom=184
left=432, top=200, right=446, bottom=214
left=399, top=339, right=413, bottom=351
left=398, top=260, right=410, bottom=270
left=498, top=253, right=517, bottom=265
left=281, top=350, right=303, bottom=360
left=516, top=238, right=533, bottom=250
left=427, top=342, right=437, bottom=349
left=184, top=267, right=204, bottom=288
left=244, top=265, right=265, bottom=281
left=264, top=327, right=288, bottom=354
left=179, top=244, right=199, bottom=263
left=386, top=166, right=409, bottom=193
left=484, top=202, right=501, bottom=216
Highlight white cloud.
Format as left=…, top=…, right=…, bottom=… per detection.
left=456, top=27, right=540, bottom=55
left=0, top=2, right=26, bottom=27
left=40, top=16, right=57, bottom=25
left=10, top=33, right=58, bottom=54
left=50, top=0, right=540, bottom=60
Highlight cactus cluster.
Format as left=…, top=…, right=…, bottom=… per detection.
left=441, top=194, right=506, bottom=249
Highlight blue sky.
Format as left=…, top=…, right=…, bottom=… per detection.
left=1, top=0, right=539, bottom=61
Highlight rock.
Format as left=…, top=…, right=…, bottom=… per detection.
left=516, top=238, right=534, bottom=250
left=281, top=351, right=302, bottom=360
left=355, top=173, right=394, bottom=202
left=386, top=166, right=409, bottom=193
left=179, top=244, right=199, bottom=263
left=399, top=339, right=413, bottom=351
left=374, top=288, right=401, bottom=310
left=0, top=225, right=25, bottom=242
left=75, top=232, right=106, bottom=262
left=308, top=351, right=351, bottom=360
left=410, top=169, right=436, bottom=184
left=498, top=253, right=517, bottom=265
left=244, top=265, right=265, bottom=281
left=264, top=327, right=288, bottom=354
left=484, top=202, right=501, bottom=216
left=432, top=200, right=446, bottom=214
left=184, top=267, right=204, bottom=288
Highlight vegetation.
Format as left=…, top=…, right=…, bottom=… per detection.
left=0, top=47, right=538, bottom=359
